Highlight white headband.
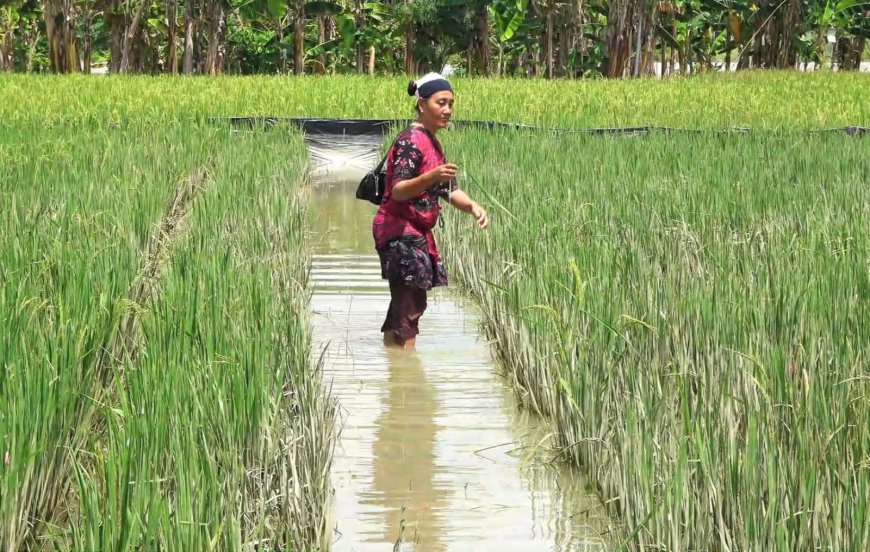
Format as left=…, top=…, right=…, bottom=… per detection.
left=413, top=64, right=456, bottom=99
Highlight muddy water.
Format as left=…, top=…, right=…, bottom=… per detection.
left=308, top=144, right=611, bottom=551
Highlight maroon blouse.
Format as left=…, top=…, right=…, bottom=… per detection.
left=372, top=125, right=457, bottom=265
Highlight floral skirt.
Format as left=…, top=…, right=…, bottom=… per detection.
left=376, top=234, right=447, bottom=290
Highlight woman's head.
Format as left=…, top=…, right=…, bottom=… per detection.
left=408, top=72, right=454, bottom=131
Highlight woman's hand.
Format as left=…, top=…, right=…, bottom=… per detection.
left=471, top=202, right=489, bottom=229
left=428, top=163, right=459, bottom=183
left=393, top=163, right=459, bottom=202
left=447, top=190, right=489, bottom=229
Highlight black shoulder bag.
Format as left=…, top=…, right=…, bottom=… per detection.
left=355, top=126, right=447, bottom=206
left=355, top=151, right=388, bottom=206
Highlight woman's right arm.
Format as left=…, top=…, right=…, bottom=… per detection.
left=392, top=164, right=458, bottom=202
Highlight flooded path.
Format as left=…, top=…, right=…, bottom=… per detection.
left=306, top=135, right=610, bottom=551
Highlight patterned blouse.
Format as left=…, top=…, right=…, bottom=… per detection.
left=371, top=125, right=458, bottom=288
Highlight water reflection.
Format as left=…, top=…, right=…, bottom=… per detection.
left=368, top=349, right=447, bottom=551
left=309, top=177, right=377, bottom=255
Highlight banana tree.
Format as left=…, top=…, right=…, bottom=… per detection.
left=488, top=0, right=529, bottom=75
left=43, top=0, right=80, bottom=72
left=303, top=1, right=390, bottom=73
left=0, top=2, right=20, bottom=70
left=238, top=0, right=339, bottom=72
left=530, top=0, right=569, bottom=78
left=807, top=0, right=869, bottom=68
left=656, top=0, right=726, bottom=74
left=350, top=1, right=390, bottom=73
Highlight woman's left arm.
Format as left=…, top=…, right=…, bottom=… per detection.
left=448, top=189, right=489, bottom=229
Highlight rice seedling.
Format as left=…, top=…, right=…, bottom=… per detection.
left=66, top=125, right=335, bottom=551
left=0, top=120, right=214, bottom=549
left=0, top=120, right=333, bottom=550
left=442, top=129, right=870, bottom=550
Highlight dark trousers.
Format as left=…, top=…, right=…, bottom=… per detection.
left=381, top=280, right=428, bottom=340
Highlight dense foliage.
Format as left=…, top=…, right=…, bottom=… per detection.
left=0, top=0, right=867, bottom=77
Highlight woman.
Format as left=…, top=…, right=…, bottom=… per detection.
left=372, top=70, right=489, bottom=350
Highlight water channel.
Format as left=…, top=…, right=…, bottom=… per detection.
left=305, top=128, right=611, bottom=551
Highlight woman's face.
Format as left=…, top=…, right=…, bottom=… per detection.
left=418, top=91, right=454, bottom=129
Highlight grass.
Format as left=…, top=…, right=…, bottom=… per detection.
left=0, top=120, right=334, bottom=550
left=0, top=72, right=868, bottom=130
left=441, top=129, right=870, bottom=550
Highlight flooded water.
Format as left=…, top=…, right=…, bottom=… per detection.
left=307, top=138, right=611, bottom=551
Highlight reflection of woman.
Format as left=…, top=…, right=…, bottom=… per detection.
left=372, top=69, right=489, bottom=350
left=369, top=350, right=446, bottom=550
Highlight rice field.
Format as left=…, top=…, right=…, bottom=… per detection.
left=1, top=71, right=868, bottom=130
left=0, top=120, right=333, bottom=550
left=1, top=72, right=868, bottom=551
left=442, top=130, right=870, bottom=550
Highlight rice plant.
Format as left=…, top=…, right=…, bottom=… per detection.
left=0, top=120, right=333, bottom=550
left=1, top=72, right=867, bottom=130
left=0, top=120, right=214, bottom=549
left=66, top=124, right=335, bottom=551
left=442, top=129, right=870, bottom=550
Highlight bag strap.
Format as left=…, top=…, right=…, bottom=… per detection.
left=373, top=150, right=388, bottom=172
left=415, top=125, right=446, bottom=161
left=376, top=124, right=445, bottom=174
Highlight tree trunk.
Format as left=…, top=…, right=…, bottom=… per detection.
left=684, top=28, right=692, bottom=73
left=294, top=0, right=304, bottom=75
left=604, top=0, right=639, bottom=77
left=559, top=21, right=571, bottom=77
left=532, top=46, right=540, bottom=76
left=641, top=14, right=655, bottom=76
left=404, top=21, right=415, bottom=74
left=325, top=15, right=334, bottom=70
left=316, top=14, right=326, bottom=74
left=182, top=0, right=195, bottom=73
left=752, top=12, right=764, bottom=68
left=724, top=25, right=731, bottom=72
left=368, top=45, right=375, bottom=74
left=545, top=12, right=554, bottom=78
left=82, top=8, right=93, bottom=74
left=204, top=0, right=224, bottom=74
left=1, top=22, right=14, bottom=70
left=167, top=0, right=179, bottom=73
left=353, top=1, right=365, bottom=73
left=659, top=29, right=666, bottom=77
left=840, top=37, right=865, bottom=70
left=107, top=1, right=123, bottom=73
left=355, top=44, right=365, bottom=73
left=467, top=41, right=475, bottom=75
left=851, top=37, right=866, bottom=71
left=632, top=9, right=643, bottom=77
left=119, top=0, right=149, bottom=73
left=44, top=0, right=80, bottom=73
left=772, top=0, right=800, bottom=68
left=478, top=9, right=490, bottom=75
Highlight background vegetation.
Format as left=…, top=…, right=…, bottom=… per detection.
left=0, top=0, right=867, bottom=77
